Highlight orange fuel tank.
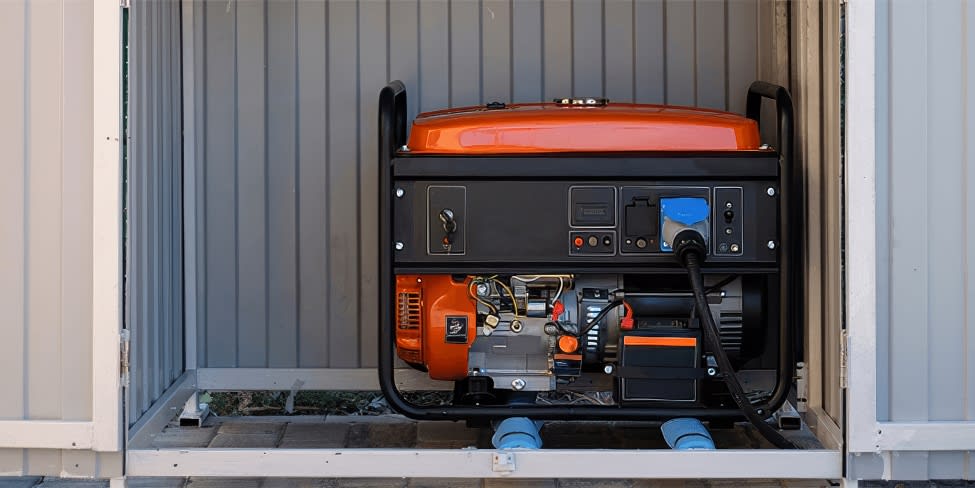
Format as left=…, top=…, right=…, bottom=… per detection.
left=405, top=101, right=761, bottom=154
left=395, top=275, right=476, bottom=381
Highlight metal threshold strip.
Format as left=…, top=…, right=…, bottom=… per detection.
left=126, top=447, right=842, bottom=479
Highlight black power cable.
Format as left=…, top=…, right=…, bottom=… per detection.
left=578, top=299, right=624, bottom=336
left=673, top=230, right=797, bottom=450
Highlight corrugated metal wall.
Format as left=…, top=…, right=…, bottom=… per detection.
left=871, top=0, right=975, bottom=480
left=127, top=0, right=185, bottom=427
left=0, top=0, right=121, bottom=478
left=187, top=0, right=782, bottom=369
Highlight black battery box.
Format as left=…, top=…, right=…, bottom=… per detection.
left=617, top=328, right=703, bottom=405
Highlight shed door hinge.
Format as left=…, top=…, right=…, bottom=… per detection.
left=120, top=329, right=131, bottom=388
left=795, top=361, right=808, bottom=412
left=120, top=0, right=130, bottom=8
left=839, top=328, right=848, bottom=389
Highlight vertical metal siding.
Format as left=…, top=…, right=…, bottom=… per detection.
left=0, top=0, right=120, bottom=478
left=874, top=0, right=975, bottom=480
left=127, top=0, right=185, bottom=426
left=190, top=0, right=774, bottom=369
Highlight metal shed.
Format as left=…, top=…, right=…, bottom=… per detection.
left=0, top=0, right=971, bottom=485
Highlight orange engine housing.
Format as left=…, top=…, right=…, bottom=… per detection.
left=395, top=275, right=476, bottom=380
left=405, top=102, right=761, bottom=154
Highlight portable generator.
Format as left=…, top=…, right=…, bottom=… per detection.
left=378, top=81, right=799, bottom=446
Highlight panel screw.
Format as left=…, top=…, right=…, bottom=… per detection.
left=476, top=283, right=489, bottom=296
left=766, top=187, right=776, bottom=197
left=394, top=241, right=405, bottom=251
left=603, top=364, right=615, bottom=375
left=707, top=367, right=717, bottom=376
left=767, top=240, right=776, bottom=250
left=399, top=145, right=410, bottom=152
left=395, top=188, right=405, bottom=198
left=511, top=378, right=526, bottom=390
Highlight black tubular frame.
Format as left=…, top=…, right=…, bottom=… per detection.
left=378, top=80, right=798, bottom=422
left=745, top=81, right=802, bottom=371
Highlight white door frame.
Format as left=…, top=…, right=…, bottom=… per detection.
left=90, top=0, right=125, bottom=453
left=0, top=0, right=123, bottom=453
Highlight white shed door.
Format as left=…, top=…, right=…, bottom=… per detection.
left=846, top=0, right=975, bottom=459
left=0, top=1, right=123, bottom=452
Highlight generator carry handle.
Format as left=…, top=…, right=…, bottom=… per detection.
left=745, top=81, right=803, bottom=370
left=379, top=80, right=408, bottom=160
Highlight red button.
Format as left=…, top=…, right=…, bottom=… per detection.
left=573, top=236, right=584, bottom=247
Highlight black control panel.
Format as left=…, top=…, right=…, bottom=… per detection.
left=393, top=180, right=779, bottom=265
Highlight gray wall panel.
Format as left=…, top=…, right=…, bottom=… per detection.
left=237, top=0, right=269, bottom=368
left=511, top=0, right=543, bottom=102
left=204, top=0, right=239, bottom=367
left=572, top=0, right=603, bottom=96
left=665, top=0, right=695, bottom=105
left=481, top=0, right=511, bottom=102
left=296, top=0, right=329, bottom=368
left=420, top=0, right=450, bottom=112
left=358, top=0, right=387, bottom=367
left=875, top=0, right=975, bottom=479
left=542, top=0, right=572, bottom=101
left=727, top=0, right=758, bottom=127
left=695, top=0, right=726, bottom=110
left=327, top=0, right=361, bottom=368
left=265, top=0, right=299, bottom=368
left=966, top=0, right=975, bottom=427
left=450, top=0, right=481, bottom=107
left=127, top=0, right=185, bottom=426
left=604, top=1, right=634, bottom=102
left=633, top=0, right=665, bottom=102
left=0, top=0, right=121, bottom=477
left=190, top=0, right=773, bottom=369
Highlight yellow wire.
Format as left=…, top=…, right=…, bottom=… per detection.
left=468, top=280, right=498, bottom=315
left=492, top=278, right=522, bottom=318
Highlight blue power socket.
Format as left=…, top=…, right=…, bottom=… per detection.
left=659, top=197, right=710, bottom=252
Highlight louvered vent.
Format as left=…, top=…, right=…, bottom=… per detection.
left=585, top=304, right=602, bottom=353
left=397, top=291, right=421, bottom=329
left=718, top=310, right=743, bottom=355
